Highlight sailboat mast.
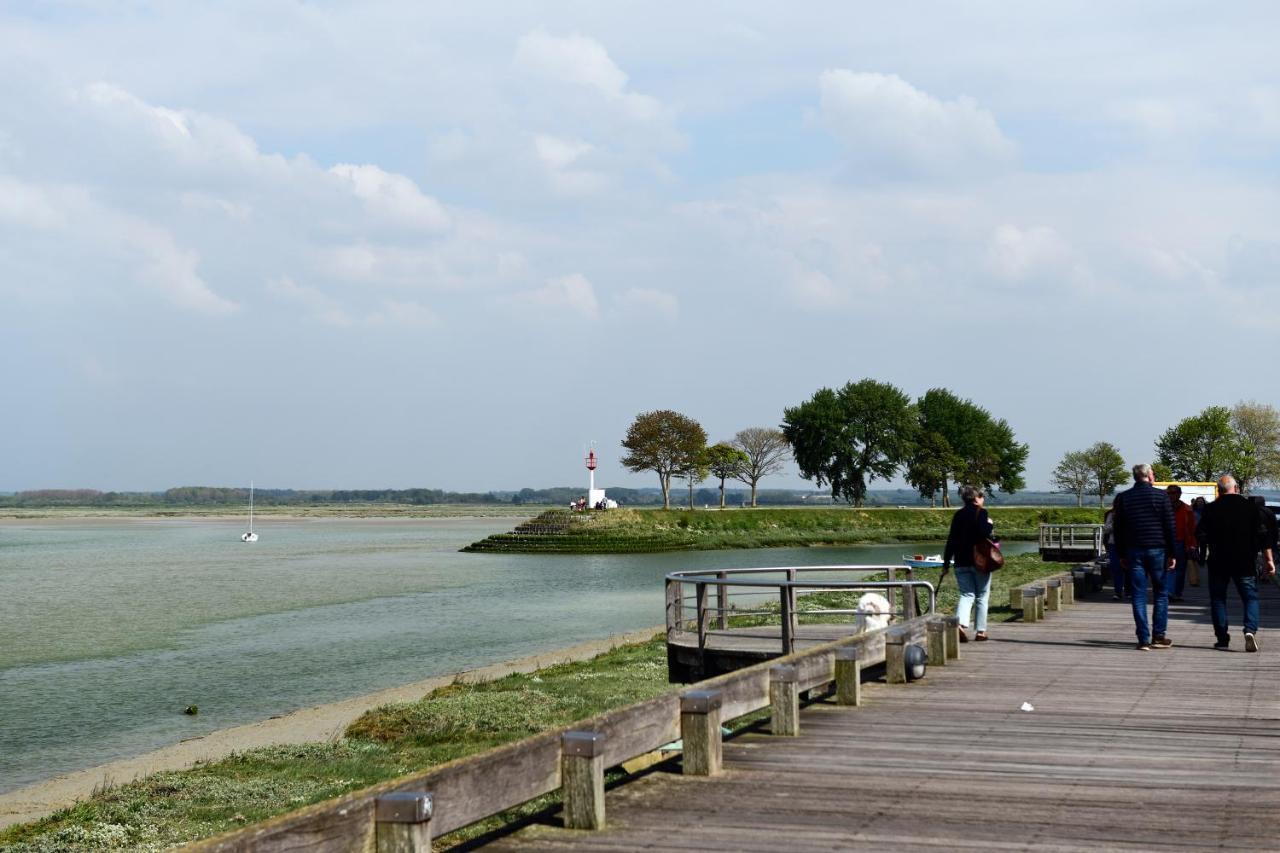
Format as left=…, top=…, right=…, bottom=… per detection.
left=249, top=481, right=254, bottom=533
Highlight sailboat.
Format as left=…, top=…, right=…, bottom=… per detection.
left=241, top=481, right=259, bottom=542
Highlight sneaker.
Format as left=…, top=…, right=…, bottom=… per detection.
left=1245, top=633, right=1259, bottom=653
left=1112, top=594, right=1121, bottom=601
left=1136, top=643, right=1152, bottom=651
left=1213, top=638, right=1230, bottom=650
left=1152, top=636, right=1173, bottom=648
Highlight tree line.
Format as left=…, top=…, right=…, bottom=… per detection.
left=1052, top=400, right=1280, bottom=504
left=620, top=379, right=1029, bottom=509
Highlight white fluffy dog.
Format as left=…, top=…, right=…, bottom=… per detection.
left=854, top=591, right=893, bottom=632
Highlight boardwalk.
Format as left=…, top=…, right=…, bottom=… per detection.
left=489, top=578, right=1280, bottom=851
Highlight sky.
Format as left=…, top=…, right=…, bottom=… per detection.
left=3, top=2, right=1280, bottom=494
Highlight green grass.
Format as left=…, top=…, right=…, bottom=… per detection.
left=0, top=553, right=1072, bottom=850
left=465, top=506, right=1104, bottom=553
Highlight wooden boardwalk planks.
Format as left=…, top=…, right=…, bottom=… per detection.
left=487, top=578, right=1280, bottom=851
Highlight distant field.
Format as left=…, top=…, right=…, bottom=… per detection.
left=464, top=506, right=1105, bottom=554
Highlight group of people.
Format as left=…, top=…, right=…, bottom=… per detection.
left=1110, top=464, right=1276, bottom=651
left=939, top=465, right=1279, bottom=652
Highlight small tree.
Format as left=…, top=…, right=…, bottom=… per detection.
left=1052, top=450, right=1093, bottom=507
left=1083, top=441, right=1127, bottom=505
left=731, top=427, right=790, bottom=507
left=705, top=443, right=749, bottom=508
left=621, top=410, right=708, bottom=510
left=679, top=450, right=711, bottom=509
left=1232, top=401, right=1280, bottom=488
left=1156, top=406, right=1256, bottom=489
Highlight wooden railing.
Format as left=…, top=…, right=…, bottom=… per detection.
left=183, top=610, right=953, bottom=852
left=1038, top=523, right=1104, bottom=562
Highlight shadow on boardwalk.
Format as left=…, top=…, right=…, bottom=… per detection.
left=485, top=579, right=1280, bottom=851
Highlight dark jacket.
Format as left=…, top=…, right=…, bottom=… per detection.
left=1197, top=494, right=1269, bottom=576
left=1113, top=481, right=1174, bottom=555
left=943, top=503, right=994, bottom=569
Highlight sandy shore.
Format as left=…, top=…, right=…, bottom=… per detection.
left=0, top=626, right=661, bottom=830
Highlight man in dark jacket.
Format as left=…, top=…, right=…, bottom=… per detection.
left=1197, top=476, right=1276, bottom=651
left=1113, top=463, right=1175, bottom=650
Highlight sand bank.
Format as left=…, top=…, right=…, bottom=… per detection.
left=0, top=626, right=661, bottom=830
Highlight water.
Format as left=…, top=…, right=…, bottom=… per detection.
left=0, top=517, right=1035, bottom=792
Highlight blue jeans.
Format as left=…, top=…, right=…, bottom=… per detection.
left=955, top=565, right=992, bottom=633
left=1109, top=551, right=1128, bottom=597
left=1127, top=548, right=1168, bottom=644
left=1208, top=567, right=1259, bottom=642
left=1171, top=543, right=1187, bottom=599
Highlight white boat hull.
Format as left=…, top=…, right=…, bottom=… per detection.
left=241, top=532, right=258, bottom=543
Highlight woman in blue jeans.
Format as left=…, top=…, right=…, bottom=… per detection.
left=943, top=485, right=996, bottom=642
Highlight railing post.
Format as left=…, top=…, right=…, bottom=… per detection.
left=770, top=664, right=800, bottom=736
left=375, top=792, right=433, bottom=853
left=779, top=587, right=793, bottom=655
left=835, top=647, right=862, bottom=706
left=786, top=569, right=798, bottom=650
left=902, top=582, right=916, bottom=619
left=665, top=578, right=682, bottom=640
left=680, top=689, right=723, bottom=776
left=696, top=582, right=709, bottom=650
left=926, top=618, right=947, bottom=666
left=561, top=732, right=605, bottom=830
left=943, top=615, right=960, bottom=660
left=715, top=571, right=728, bottom=630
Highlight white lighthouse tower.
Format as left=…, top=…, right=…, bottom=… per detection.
left=586, top=447, right=607, bottom=509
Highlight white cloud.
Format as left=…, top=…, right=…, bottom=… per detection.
left=986, top=224, right=1071, bottom=283
left=329, top=164, right=451, bottom=232
left=267, top=276, right=352, bottom=326
left=514, top=29, right=629, bottom=97
left=532, top=133, right=608, bottom=194
left=819, top=70, right=1016, bottom=178
left=511, top=273, right=600, bottom=320
left=615, top=287, right=678, bottom=319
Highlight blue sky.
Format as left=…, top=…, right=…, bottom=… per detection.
left=3, top=2, right=1280, bottom=493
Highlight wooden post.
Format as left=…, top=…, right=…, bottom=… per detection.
left=926, top=618, right=947, bottom=666
left=665, top=578, right=682, bottom=641
left=943, top=615, right=960, bottom=660
left=885, top=627, right=909, bottom=685
left=1009, top=587, right=1025, bottom=611
left=786, top=569, right=798, bottom=649
left=696, top=582, right=709, bottom=650
left=901, top=583, right=916, bottom=619
left=680, top=690, right=723, bottom=776
left=1060, top=575, right=1075, bottom=605
left=779, top=587, right=793, bottom=655
left=770, top=664, right=800, bottom=736
left=715, top=571, right=728, bottom=630
left=561, top=732, right=605, bottom=830
left=375, top=792, right=432, bottom=853
left=1023, top=588, right=1041, bottom=623
left=834, top=646, right=862, bottom=706
left=1046, top=579, right=1062, bottom=612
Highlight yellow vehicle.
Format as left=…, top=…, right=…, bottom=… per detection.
left=1153, top=481, right=1217, bottom=504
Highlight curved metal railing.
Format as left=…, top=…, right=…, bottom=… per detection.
left=664, top=564, right=939, bottom=655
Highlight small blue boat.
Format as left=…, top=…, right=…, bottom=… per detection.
left=902, top=553, right=944, bottom=569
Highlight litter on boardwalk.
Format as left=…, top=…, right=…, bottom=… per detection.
left=1020, top=702, right=1035, bottom=712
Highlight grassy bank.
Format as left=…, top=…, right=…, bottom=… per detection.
left=1, top=553, right=1072, bottom=851
left=464, top=506, right=1105, bottom=553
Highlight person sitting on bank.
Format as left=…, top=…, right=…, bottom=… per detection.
left=1198, top=476, right=1275, bottom=652
left=943, top=485, right=996, bottom=643
left=1112, top=463, right=1176, bottom=650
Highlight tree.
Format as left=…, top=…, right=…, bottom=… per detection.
left=905, top=388, right=1029, bottom=506
left=1052, top=450, right=1093, bottom=507
left=731, top=427, right=790, bottom=507
left=782, top=379, right=916, bottom=507
left=705, top=443, right=749, bottom=508
left=679, top=449, right=711, bottom=509
left=1155, top=406, right=1256, bottom=489
left=1083, top=441, right=1127, bottom=505
left=620, top=410, right=708, bottom=509
left=1152, top=461, right=1173, bottom=482
left=1231, top=401, right=1280, bottom=488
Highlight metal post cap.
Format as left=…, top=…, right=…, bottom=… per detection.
left=561, top=731, right=605, bottom=757
left=375, top=791, right=433, bottom=824
left=680, top=689, right=723, bottom=713
left=770, top=664, right=798, bottom=683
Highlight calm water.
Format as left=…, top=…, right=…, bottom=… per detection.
left=0, top=517, right=1035, bottom=792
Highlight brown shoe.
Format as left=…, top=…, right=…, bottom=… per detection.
left=974, top=632, right=989, bottom=642
left=1152, top=636, right=1173, bottom=648
left=958, top=626, right=969, bottom=643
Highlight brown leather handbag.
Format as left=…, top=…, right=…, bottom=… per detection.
left=974, top=538, right=1004, bottom=572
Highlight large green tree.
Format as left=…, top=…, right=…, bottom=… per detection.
left=781, top=379, right=917, bottom=507
left=731, top=427, right=790, bottom=507
left=1155, top=406, right=1256, bottom=489
left=1052, top=450, right=1092, bottom=507
left=905, top=388, right=1029, bottom=506
left=705, top=443, right=749, bottom=508
left=620, top=410, right=708, bottom=509
left=1083, top=441, right=1127, bottom=505
left=1231, top=401, right=1280, bottom=488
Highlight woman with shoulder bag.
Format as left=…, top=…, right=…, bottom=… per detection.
left=943, top=485, right=997, bottom=642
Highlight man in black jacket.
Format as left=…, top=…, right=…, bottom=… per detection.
left=1197, top=476, right=1276, bottom=651
left=1113, top=463, right=1176, bottom=650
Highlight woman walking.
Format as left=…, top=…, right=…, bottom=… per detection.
left=943, top=485, right=997, bottom=642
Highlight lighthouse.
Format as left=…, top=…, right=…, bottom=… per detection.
left=586, top=448, right=607, bottom=509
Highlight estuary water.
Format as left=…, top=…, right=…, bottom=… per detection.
left=0, top=517, right=1035, bottom=792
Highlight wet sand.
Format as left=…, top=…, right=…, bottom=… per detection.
left=0, top=626, right=661, bottom=830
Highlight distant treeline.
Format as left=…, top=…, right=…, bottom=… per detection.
left=1, top=485, right=1104, bottom=508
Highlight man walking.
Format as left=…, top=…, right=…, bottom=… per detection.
left=1197, top=476, right=1276, bottom=651
left=1166, top=485, right=1197, bottom=602
left=1113, top=463, right=1176, bottom=650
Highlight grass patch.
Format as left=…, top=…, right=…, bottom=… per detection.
left=465, top=506, right=1104, bottom=554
